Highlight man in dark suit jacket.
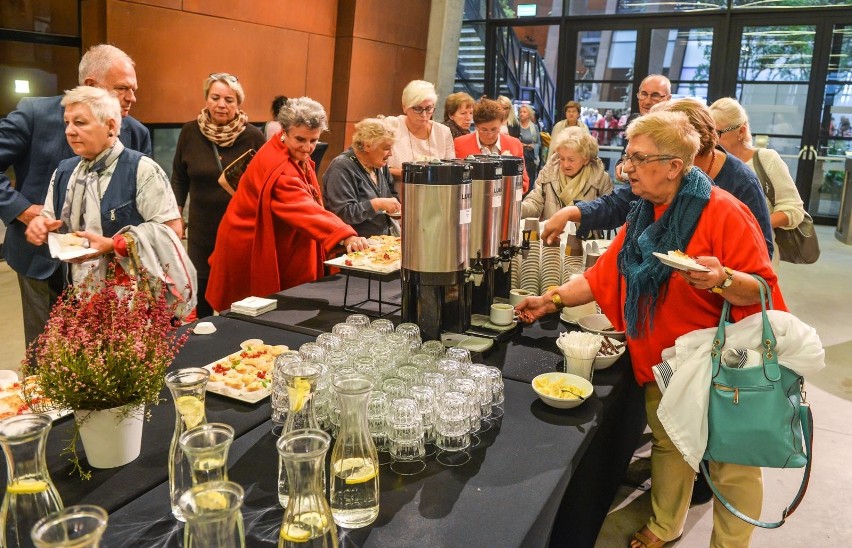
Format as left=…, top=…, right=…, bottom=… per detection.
left=0, top=44, right=152, bottom=348
left=454, top=97, right=530, bottom=193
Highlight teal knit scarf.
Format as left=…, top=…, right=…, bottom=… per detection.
left=617, top=167, right=712, bottom=337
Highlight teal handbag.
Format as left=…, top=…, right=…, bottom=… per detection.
left=701, top=275, right=813, bottom=528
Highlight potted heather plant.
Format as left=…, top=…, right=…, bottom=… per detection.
left=22, top=266, right=187, bottom=477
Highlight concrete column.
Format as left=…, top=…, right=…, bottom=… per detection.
left=425, top=0, right=465, bottom=119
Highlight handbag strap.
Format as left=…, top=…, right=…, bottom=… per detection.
left=210, top=142, right=224, bottom=172
left=711, top=275, right=779, bottom=381
left=752, top=149, right=776, bottom=206
left=700, top=404, right=814, bottom=528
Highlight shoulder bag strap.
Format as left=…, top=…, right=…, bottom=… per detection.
left=700, top=405, right=813, bottom=528
left=751, top=149, right=776, bottom=207
left=211, top=142, right=224, bottom=172
left=710, top=274, right=774, bottom=378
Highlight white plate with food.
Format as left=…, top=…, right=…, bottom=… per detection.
left=47, top=233, right=98, bottom=261
left=325, top=235, right=401, bottom=274
left=0, top=374, right=71, bottom=421
left=652, top=251, right=710, bottom=272
left=203, top=339, right=290, bottom=403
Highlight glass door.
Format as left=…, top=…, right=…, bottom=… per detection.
left=728, top=15, right=852, bottom=223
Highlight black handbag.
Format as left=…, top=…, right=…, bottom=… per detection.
left=752, top=149, right=820, bottom=264
left=212, top=143, right=255, bottom=196
left=701, top=275, right=813, bottom=528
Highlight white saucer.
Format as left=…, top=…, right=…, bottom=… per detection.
left=652, top=251, right=711, bottom=272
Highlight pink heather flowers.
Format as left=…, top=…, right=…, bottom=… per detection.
left=23, top=266, right=189, bottom=412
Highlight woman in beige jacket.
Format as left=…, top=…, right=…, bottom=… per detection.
left=521, top=127, right=612, bottom=220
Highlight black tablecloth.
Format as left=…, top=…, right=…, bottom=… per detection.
left=222, top=274, right=402, bottom=337
left=103, top=374, right=643, bottom=547
left=6, top=316, right=314, bottom=513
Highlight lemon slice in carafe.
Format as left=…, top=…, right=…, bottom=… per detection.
left=175, top=395, right=204, bottom=428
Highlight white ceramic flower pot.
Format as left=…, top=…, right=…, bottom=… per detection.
left=75, top=405, right=144, bottom=469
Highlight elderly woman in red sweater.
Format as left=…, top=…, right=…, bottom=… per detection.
left=206, top=97, right=368, bottom=312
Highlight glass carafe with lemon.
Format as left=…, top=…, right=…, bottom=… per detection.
left=0, top=414, right=63, bottom=548
left=329, top=373, right=379, bottom=529
left=277, top=429, right=337, bottom=548
left=165, top=367, right=210, bottom=522
left=277, top=361, right=321, bottom=507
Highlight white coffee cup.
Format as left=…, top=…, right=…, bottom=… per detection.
left=509, top=288, right=532, bottom=307
left=490, top=303, right=516, bottom=326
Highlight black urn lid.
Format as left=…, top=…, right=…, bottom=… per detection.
left=461, top=156, right=503, bottom=180
left=471, top=154, right=524, bottom=177
left=402, top=160, right=471, bottom=185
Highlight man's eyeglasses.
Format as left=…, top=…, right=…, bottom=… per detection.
left=636, top=91, right=667, bottom=102
left=716, top=123, right=742, bottom=137
left=410, top=105, right=436, bottom=115
left=622, top=152, right=677, bottom=167
left=209, top=73, right=239, bottom=83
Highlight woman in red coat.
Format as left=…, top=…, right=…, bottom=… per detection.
left=206, top=97, right=368, bottom=312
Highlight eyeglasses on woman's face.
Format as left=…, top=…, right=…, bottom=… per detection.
left=410, top=105, right=436, bottom=115
left=621, top=152, right=677, bottom=167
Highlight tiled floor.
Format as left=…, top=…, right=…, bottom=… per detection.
left=2, top=226, right=850, bottom=546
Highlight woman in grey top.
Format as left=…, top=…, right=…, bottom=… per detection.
left=322, top=118, right=401, bottom=237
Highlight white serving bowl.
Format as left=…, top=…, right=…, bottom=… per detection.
left=594, top=337, right=626, bottom=370
left=531, top=372, right=593, bottom=409
left=578, top=314, right=626, bottom=341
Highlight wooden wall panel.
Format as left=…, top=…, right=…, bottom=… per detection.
left=347, top=39, right=400, bottom=119
left=104, top=1, right=329, bottom=123
left=181, top=0, right=337, bottom=36
left=306, top=33, right=336, bottom=110
left=352, top=0, right=430, bottom=48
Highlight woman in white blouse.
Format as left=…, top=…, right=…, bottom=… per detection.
left=384, top=80, right=455, bottom=183
left=710, top=97, right=806, bottom=267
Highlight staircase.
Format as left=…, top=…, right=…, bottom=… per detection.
left=453, top=0, right=556, bottom=130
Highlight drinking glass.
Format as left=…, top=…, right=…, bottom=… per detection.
left=298, top=342, right=326, bottom=364
left=409, top=385, right=436, bottom=456
left=419, top=340, right=445, bottom=360
left=485, top=366, right=505, bottom=419
left=352, top=356, right=379, bottom=386
left=445, top=347, right=472, bottom=367
left=384, top=333, right=409, bottom=359
left=436, top=359, right=461, bottom=381
left=179, top=423, right=235, bottom=486
left=395, top=323, right=422, bottom=352
left=370, top=318, right=395, bottom=335
left=408, top=354, right=434, bottom=373
left=453, top=379, right=482, bottom=449
left=179, top=481, right=245, bottom=548
left=315, top=333, right=343, bottom=353
left=30, top=505, right=107, bottom=548
left=356, top=328, right=381, bottom=354
left=435, top=392, right=471, bottom=467
left=325, top=350, right=349, bottom=372
left=367, top=391, right=390, bottom=460
left=381, top=377, right=407, bottom=400
left=387, top=398, right=425, bottom=475
left=468, top=366, right=493, bottom=432
left=422, top=372, right=447, bottom=399
left=396, top=365, right=421, bottom=389
left=332, top=323, right=359, bottom=342
left=345, top=314, right=371, bottom=331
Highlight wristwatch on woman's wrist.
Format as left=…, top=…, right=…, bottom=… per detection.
left=710, top=266, right=734, bottom=294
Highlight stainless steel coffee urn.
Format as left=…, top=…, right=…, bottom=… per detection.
left=400, top=161, right=472, bottom=341
left=465, top=157, right=504, bottom=315
left=474, top=155, right=525, bottom=300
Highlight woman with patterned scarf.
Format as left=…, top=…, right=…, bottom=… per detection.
left=171, top=72, right=265, bottom=317
left=516, top=111, right=787, bottom=548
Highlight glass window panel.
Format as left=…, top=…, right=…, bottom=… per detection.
left=738, top=83, right=809, bottom=142
left=569, top=0, right=724, bottom=16
left=0, top=0, right=78, bottom=35
left=464, top=0, right=488, bottom=20
left=576, top=30, right=637, bottom=80
left=0, top=43, right=79, bottom=115
left=455, top=23, right=487, bottom=102
left=152, top=127, right=182, bottom=179
left=493, top=25, right=559, bottom=130
left=491, top=0, right=563, bottom=19
left=734, top=0, right=852, bottom=7
left=739, top=26, right=815, bottom=82
left=827, top=25, right=852, bottom=76
left=650, top=27, right=713, bottom=102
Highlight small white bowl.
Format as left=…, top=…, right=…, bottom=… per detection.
left=594, top=338, right=626, bottom=370
left=194, top=321, right=217, bottom=335
left=578, top=313, right=626, bottom=341
left=532, top=372, right=593, bottom=409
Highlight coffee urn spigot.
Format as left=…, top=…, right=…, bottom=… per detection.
left=466, top=252, right=486, bottom=286
left=520, top=229, right=532, bottom=259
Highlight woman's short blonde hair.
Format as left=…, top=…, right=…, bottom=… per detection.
left=709, top=97, right=753, bottom=146
left=497, top=95, right=518, bottom=125
left=352, top=118, right=396, bottom=151
left=550, top=126, right=598, bottom=161
left=518, top=104, right=536, bottom=121
left=444, top=92, right=474, bottom=120
left=204, top=73, right=245, bottom=105
left=61, top=86, right=121, bottom=134
left=625, top=111, right=700, bottom=173
left=401, top=80, right=438, bottom=110
left=651, top=98, right=716, bottom=156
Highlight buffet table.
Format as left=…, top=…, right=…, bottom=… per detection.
left=11, top=276, right=645, bottom=548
